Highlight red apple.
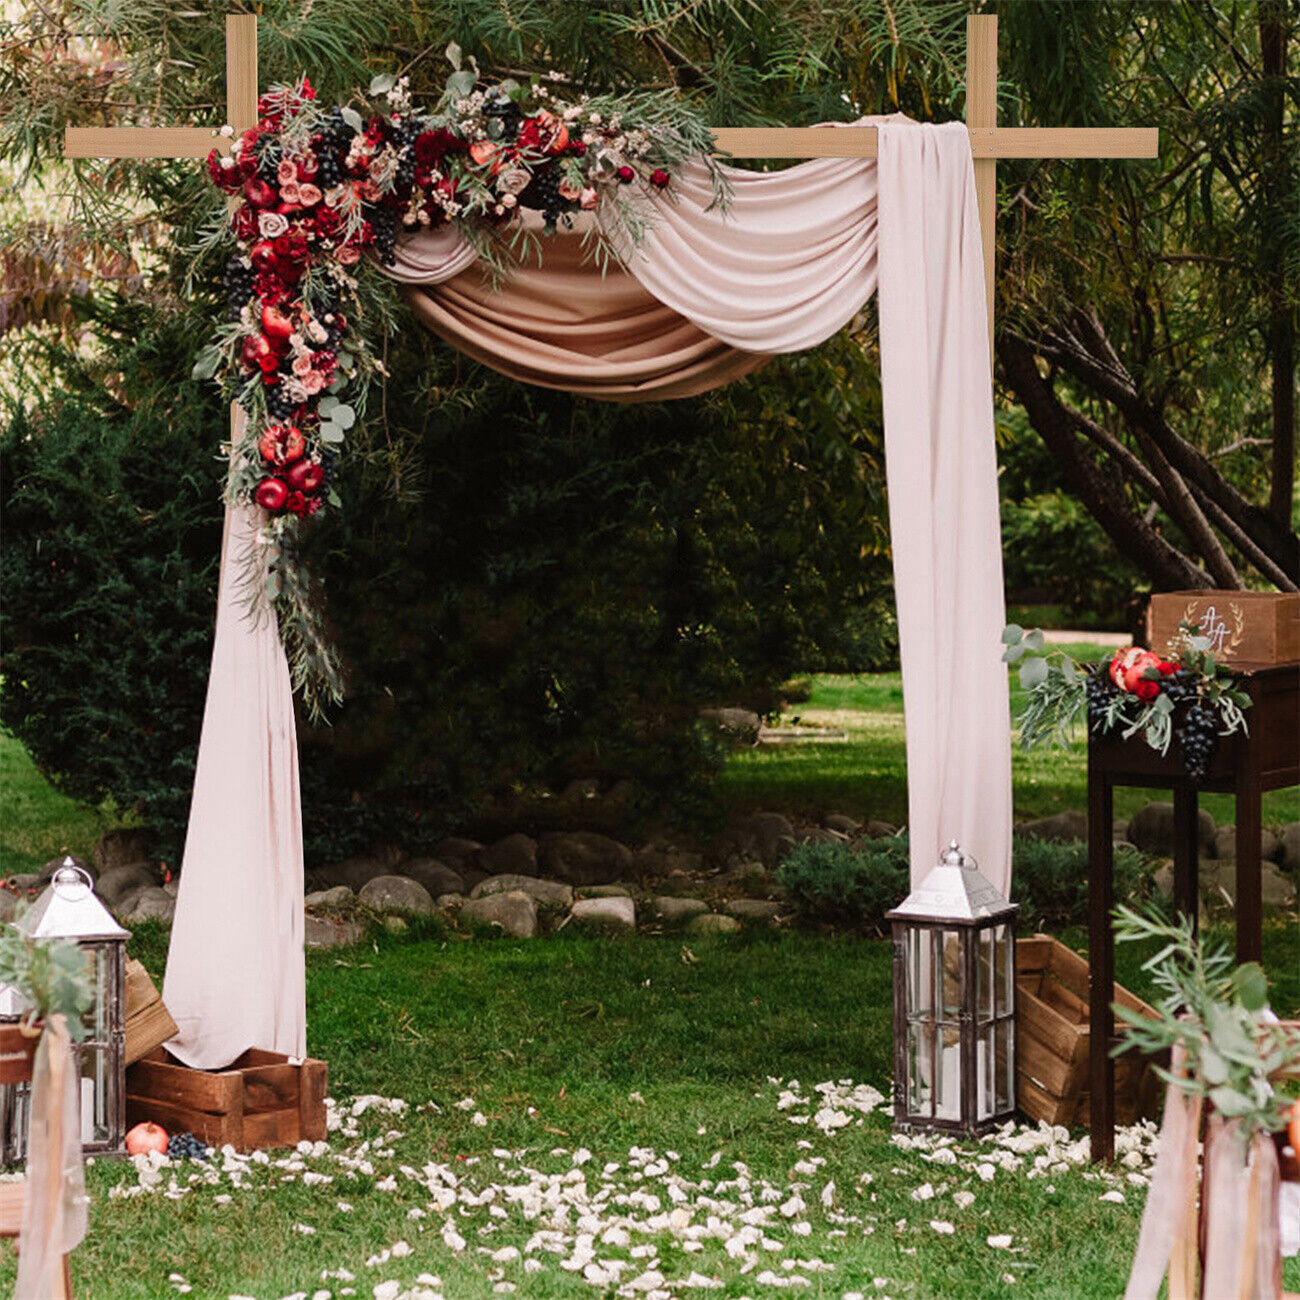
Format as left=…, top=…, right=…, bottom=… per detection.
left=261, top=303, right=294, bottom=344
left=250, top=239, right=279, bottom=273
left=254, top=477, right=289, bottom=511
left=284, top=459, right=324, bottom=494
left=125, top=1121, right=168, bottom=1157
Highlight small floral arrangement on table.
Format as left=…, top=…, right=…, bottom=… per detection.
left=194, top=47, right=722, bottom=711
left=1003, top=621, right=1250, bottom=782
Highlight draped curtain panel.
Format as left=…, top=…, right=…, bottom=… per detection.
left=167, top=115, right=1012, bottom=1070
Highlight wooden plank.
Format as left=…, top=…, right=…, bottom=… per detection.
left=127, top=1093, right=238, bottom=1148
left=245, top=1108, right=304, bottom=1149
left=126, top=1055, right=242, bottom=1114
left=1018, top=981, right=1089, bottom=1065
left=1017, top=1074, right=1077, bottom=1127
left=711, top=126, right=880, bottom=158
left=300, top=1058, right=329, bottom=1142
left=1018, top=1023, right=1085, bottom=1097
left=0, top=1182, right=22, bottom=1237
left=966, top=13, right=998, bottom=360
left=226, top=14, right=259, bottom=132
left=968, top=127, right=1159, bottom=158
left=65, top=126, right=226, bottom=159
left=240, top=1064, right=301, bottom=1113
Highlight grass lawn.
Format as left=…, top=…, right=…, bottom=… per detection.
left=0, top=920, right=1292, bottom=1299
left=719, top=648, right=1300, bottom=829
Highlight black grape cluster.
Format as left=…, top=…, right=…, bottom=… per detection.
left=266, top=383, right=296, bottom=421
left=1176, top=697, right=1220, bottom=783
left=370, top=205, right=400, bottom=265
left=223, top=257, right=255, bottom=323
left=483, top=93, right=522, bottom=141
left=314, top=109, right=356, bottom=189
left=526, top=163, right=565, bottom=227
left=1085, top=668, right=1115, bottom=734
left=166, top=1131, right=210, bottom=1162
left=391, top=120, right=421, bottom=198
left=1159, top=668, right=1199, bottom=709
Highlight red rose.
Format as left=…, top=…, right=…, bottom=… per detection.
left=254, top=477, right=289, bottom=512
left=284, top=459, right=324, bottom=494
left=650, top=169, right=670, bottom=188
left=1135, top=679, right=1160, bottom=702
left=1158, top=660, right=1178, bottom=675
left=285, top=490, right=309, bottom=517
left=617, top=165, right=635, bottom=184
left=232, top=204, right=260, bottom=242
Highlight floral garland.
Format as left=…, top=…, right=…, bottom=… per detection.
left=1004, top=622, right=1250, bottom=782
left=194, top=51, right=722, bottom=712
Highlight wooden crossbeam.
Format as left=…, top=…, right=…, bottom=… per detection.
left=62, top=13, right=1158, bottom=361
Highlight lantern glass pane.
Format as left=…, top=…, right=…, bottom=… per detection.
left=938, top=931, right=962, bottom=1021
left=907, top=1021, right=934, bottom=1117
left=977, top=1022, right=996, bottom=1121
left=91, top=945, right=111, bottom=1040
left=906, top=928, right=930, bottom=1017
left=978, top=928, right=994, bottom=1022
left=997, top=924, right=1014, bottom=1011
left=995, top=1019, right=1014, bottom=1113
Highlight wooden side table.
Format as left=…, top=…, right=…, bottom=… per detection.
left=1087, top=662, right=1300, bottom=1163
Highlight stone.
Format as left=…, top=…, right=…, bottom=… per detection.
left=321, top=856, right=393, bottom=892
left=1017, top=811, right=1088, bottom=844
left=94, top=865, right=156, bottom=905
left=5, top=874, right=43, bottom=894
left=648, top=896, right=709, bottom=926
left=723, top=898, right=783, bottom=925
left=0, top=892, right=18, bottom=924
left=470, top=875, right=573, bottom=908
left=823, top=814, right=862, bottom=836
left=305, top=915, right=365, bottom=949
left=162, top=879, right=178, bottom=898
left=431, top=837, right=484, bottom=868
left=538, top=832, right=633, bottom=886
left=1213, top=825, right=1282, bottom=863
left=383, top=915, right=409, bottom=935
left=581, top=884, right=634, bottom=898
left=40, top=854, right=95, bottom=883
left=119, top=887, right=175, bottom=924
left=1279, top=822, right=1300, bottom=877
left=866, top=820, right=900, bottom=840
left=357, top=875, right=435, bottom=915
left=92, top=827, right=154, bottom=874
left=685, top=912, right=742, bottom=936
left=1198, top=860, right=1294, bottom=908
left=305, top=885, right=355, bottom=909
left=477, top=834, right=538, bottom=877
left=723, top=812, right=796, bottom=870
left=459, top=867, right=488, bottom=894
left=568, top=896, right=636, bottom=934
left=698, top=707, right=762, bottom=747
left=1127, top=802, right=1216, bottom=858
left=436, top=893, right=465, bottom=909
left=1113, top=819, right=1130, bottom=843
left=398, top=858, right=465, bottom=898
left=461, top=891, right=537, bottom=939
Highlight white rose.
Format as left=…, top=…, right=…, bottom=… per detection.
left=496, top=168, right=532, bottom=196
left=258, top=211, right=288, bottom=238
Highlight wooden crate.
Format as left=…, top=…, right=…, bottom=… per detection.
left=124, top=958, right=178, bottom=1066
left=1016, top=935, right=1162, bottom=1128
left=0, top=1023, right=38, bottom=1085
left=1146, top=590, right=1300, bottom=667
left=126, top=1047, right=327, bottom=1151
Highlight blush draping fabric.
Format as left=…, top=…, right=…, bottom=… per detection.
left=387, top=117, right=1013, bottom=892
left=162, top=406, right=306, bottom=1069
left=165, top=116, right=1012, bottom=1071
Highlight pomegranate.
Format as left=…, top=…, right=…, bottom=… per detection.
left=125, top=1121, right=168, bottom=1157
left=260, top=303, right=294, bottom=344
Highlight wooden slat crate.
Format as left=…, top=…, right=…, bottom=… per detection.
left=125, top=1047, right=327, bottom=1151
left=124, top=958, right=178, bottom=1066
left=1016, top=935, right=1162, bottom=1128
left=1146, top=590, right=1300, bottom=667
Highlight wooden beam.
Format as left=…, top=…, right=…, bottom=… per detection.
left=226, top=15, right=259, bottom=132
left=65, top=126, right=226, bottom=159
left=709, top=125, right=1157, bottom=161
left=967, top=13, right=998, bottom=359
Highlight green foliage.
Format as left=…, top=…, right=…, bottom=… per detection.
left=0, top=925, right=95, bottom=1039
left=1113, top=902, right=1298, bottom=1136
left=777, top=834, right=1153, bottom=934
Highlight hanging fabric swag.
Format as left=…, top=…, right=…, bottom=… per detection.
left=164, top=116, right=1012, bottom=1069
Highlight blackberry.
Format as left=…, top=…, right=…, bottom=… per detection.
left=266, top=385, right=295, bottom=421
left=1176, top=697, right=1220, bottom=783
left=523, top=164, right=565, bottom=228
left=166, top=1131, right=210, bottom=1162
left=1085, top=668, right=1115, bottom=734
left=370, top=206, right=400, bottom=265
left=222, top=256, right=255, bottom=323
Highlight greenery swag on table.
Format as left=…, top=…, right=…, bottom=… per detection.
left=1004, top=622, right=1250, bottom=783
left=195, top=51, right=723, bottom=712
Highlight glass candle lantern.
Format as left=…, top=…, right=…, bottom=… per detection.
left=11, top=861, right=131, bottom=1156
left=886, top=841, right=1018, bottom=1135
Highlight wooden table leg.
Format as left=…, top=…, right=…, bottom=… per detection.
left=1172, top=782, right=1199, bottom=938
left=1088, top=754, right=1115, bottom=1164
left=1234, top=737, right=1264, bottom=964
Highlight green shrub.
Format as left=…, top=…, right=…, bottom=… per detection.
left=777, top=835, right=1152, bottom=933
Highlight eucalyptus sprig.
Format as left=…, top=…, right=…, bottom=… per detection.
left=0, top=923, right=94, bottom=1041
left=1000, top=623, right=1087, bottom=749
left=1112, top=902, right=1297, bottom=1139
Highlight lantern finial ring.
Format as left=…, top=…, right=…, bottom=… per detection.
left=50, top=859, right=93, bottom=900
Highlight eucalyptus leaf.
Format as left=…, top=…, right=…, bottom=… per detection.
left=332, top=403, right=356, bottom=430
left=447, top=69, right=476, bottom=99
left=1208, top=1084, right=1251, bottom=1117
left=1019, top=656, right=1049, bottom=690
left=1153, top=693, right=1173, bottom=715
left=1001, top=624, right=1024, bottom=645
left=1023, top=628, right=1045, bottom=652
left=190, top=345, right=221, bottom=381
left=1199, top=1044, right=1230, bottom=1085
left=369, top=73, right=395, bottom=96
left=1060, top=657, right=1079, bottom=683
left=1001, top=644, right=1025, bottom=664
left=318, top=395, right=340, bottom=414
left=319, top=424, right=345, bottom=444
left=1233, top=963, right=1268, bottom=1013
left=266, top=570, right=282, bottom=601
left=340, top=107, right=364, bottom=133
left=445, top=41, right=462, bottom=71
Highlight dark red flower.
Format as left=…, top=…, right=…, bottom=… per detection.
left=299, top=76, right=316, bottom=101
left=208, top=149, right=242, bottom=193
left=240, top=333, right=277, bottom=373
left=232, top=204, right=260, bottom=241
left=1157, top=660, right=1178, bottom=675
left=297, top=153, right=319, bottom=180
left=570, top=140, right=587, bottom=155
left=254, top=477, right=289, bottom=511
left=284, top=490, right=309, bottom=517
left=1135, top=679, right=1160, bottom=701
left=243, top=178, right=278, bottom=209
left=650, top=169, right=670, bottom=188
left=617, top=165, right=635, bottom=184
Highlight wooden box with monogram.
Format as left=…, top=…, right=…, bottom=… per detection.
left=1146, top=590, right=1300, bottom=668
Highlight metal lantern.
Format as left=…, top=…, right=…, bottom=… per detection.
left=886, top=840, right=1018, bottom=1135
left=4, top=861, right=131, bottom=1157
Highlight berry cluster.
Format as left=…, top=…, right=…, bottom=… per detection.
left=166, top=1131, right=211, bottom=1162
left=1176, top=699, right=1221, bottom=782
